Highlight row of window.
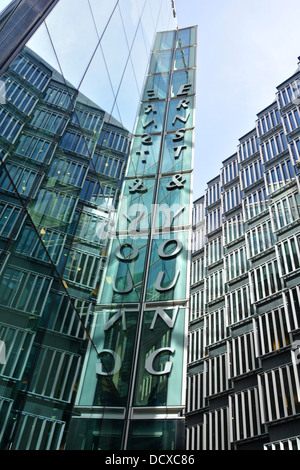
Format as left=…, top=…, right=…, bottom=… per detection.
left=48, top=156, right=88, bottom=188
left=0, top=107, right=22, bottom=141
left=91, top=151, right=124, bottom=179
left=246, top=219, right=275, bottom=258
left=191, top=256, right=204, bottom=285
left=0, top=266, right=52, bottom=315
left=222, top=158, right=239, bottom=186
left=206, top=181, right=220, bottom=206
left=226, top=246, right=248, bottom=281
left=241, top=159, right=264, bottom=190
left=243, top=187, right=269, bottom=221
left=223, top=213, right=244, bottom=245
left=72, top=108, right=102, bottom=133
left=239, top=134, right=259, bottom=161
left=278, top=80, right=300, bottom=108
left=223, top=184, right=241, bottom=213
left=265, top=157, right=296, bottom=193
left=1, top=75, right=37, bottom=115
left=11, top=55, right=50, bottom=92
left=45, top=85, right=74, bottom=111
left=15, top=132, right=55, bottom=163
left=257, top=107, right=281, bottom=136
left=0, top=162, right=38, bottom=197
left=261, top=132, right=288, bottom=162
left=283, top=107, right=300, bottom=133
left=270, top=190, right=300, bottom=231
left=277, top=234, right=300, bottom=275
left=99, top=128, right=129, bottom=154
left=31, top=108, right=68, bottom=136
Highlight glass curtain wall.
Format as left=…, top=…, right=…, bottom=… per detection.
left=0, top=0, right=177, bottom=451
left=67, top=25, right=197, bottom=451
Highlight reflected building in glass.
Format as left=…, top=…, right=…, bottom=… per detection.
left=187, top=57, right=300, bottom=451
left=0, top=0, right=188, bottom=451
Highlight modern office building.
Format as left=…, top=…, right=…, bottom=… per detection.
left=187, top=58, right=300, bottom=451
left=0, top=0, right=183, bottom=451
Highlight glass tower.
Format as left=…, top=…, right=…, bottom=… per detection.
left=0, top=0, right=179, bottom=451
left=66, top=25, right=197, bottom=451
left=187, top=56, right=300, bottom=451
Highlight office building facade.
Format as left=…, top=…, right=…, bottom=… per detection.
left=187, top=58, right=300, bottom=451
left=0, top=0, right=180, bottom=450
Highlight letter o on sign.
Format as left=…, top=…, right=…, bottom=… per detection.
left=115, top=243, right=139, bottom=262
left=158, top=239, right=183, bottom=259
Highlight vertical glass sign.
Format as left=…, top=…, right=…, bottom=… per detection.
left=75, top=26, right=197, bottom=451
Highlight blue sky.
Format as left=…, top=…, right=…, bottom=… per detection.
left=175, top=0, right=300, bottom=198
left=2, top=0, right=300, bottom=200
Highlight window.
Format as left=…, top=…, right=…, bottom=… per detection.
left=15, top=133, right=55, bottom=163
left=241, top=159, right=264, bottom=189
left=205, top=308, right=227, bottom=346
left=188, top=327, right=205, bottom=363
left=0, top=266, right=52, bottom=314
left=45, top=86, right=73, bottom=110
left=205, top=352, right=230, bottom=396
left=0, top=202, right=23, bottom=238
left=64, top=248, right=104, bottom=289
left=223, top=184, right=241, bottom=212
left=190, top=289, right=204, bottom=321
left=99, top=129, right=129, bottom=153
left=0, top=108, right=22, bottom=141
left=91, top=152, right=124, bottom=179
left=0, top=75, right=37, bottom=114
left=191, top=256, right=204, bottom=284
left=258, top=108, right=281, bottom=136
left=72, top=108, right=102, bottom=132
left=243, top=187, right=269, bottom=221
left=0, top=324, right=34, bottom=380
left=187, top=371, right=205, bottom=412
left=16, top=225, right=65, bottom=265
left=229, top=388, right=263, bottom=441
left=250, top=258, right=282, bottom=302
left=261, top=132, right=288, bottom=162
left=11, top=55, right=50, bottom=91
left=256, top=307, right=290, bottom=355
left=80, top=179, right=116, bottom=208
left=207, top=207, right=222, bottom=233
left=227, top=284, right=253, bottom=325
left=0, top=162, right=39, bottom=197
left=60, top=131, right=94, bottom=156
left=264, top=436, right=300, bottom=451
left=277, top=234, right=300, bottom=275
left=265, top=158, right=295, bottom=193
left=10, top=413, right=65, bottom=450
left=206, top=237, right=223, bottom=267
left=258, top=365, right=300, bottom=422
left=230, top=331, right=258, bottom=377
left=48, top=156, right=88, bottom=187
left=226, top=246, right=248, bottom=281
left=202, top=408, right=230, bottom=450
left=32, top=189, right=77, bottom=223
left=43, top=292, right=93, bottom=339
left=224, top=213, right=244, bottom=245
left=222, top=159, right=238, bottom=185
left=239, top=134, right=259, bottom=161
left=246, top=219, right=275, bottom=258
left=283, top=286, right=300, bottom=331
left=192, top=224, right=205, bottom=252
left=207, top=181, right=220, bottom=206
left=205, top=269, right=224, bottom=303
left=271, top=191, right=300, bottom=230
left=31, top=108, right=68, bottom=135
left=29, top=345, right=81, bottom=402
